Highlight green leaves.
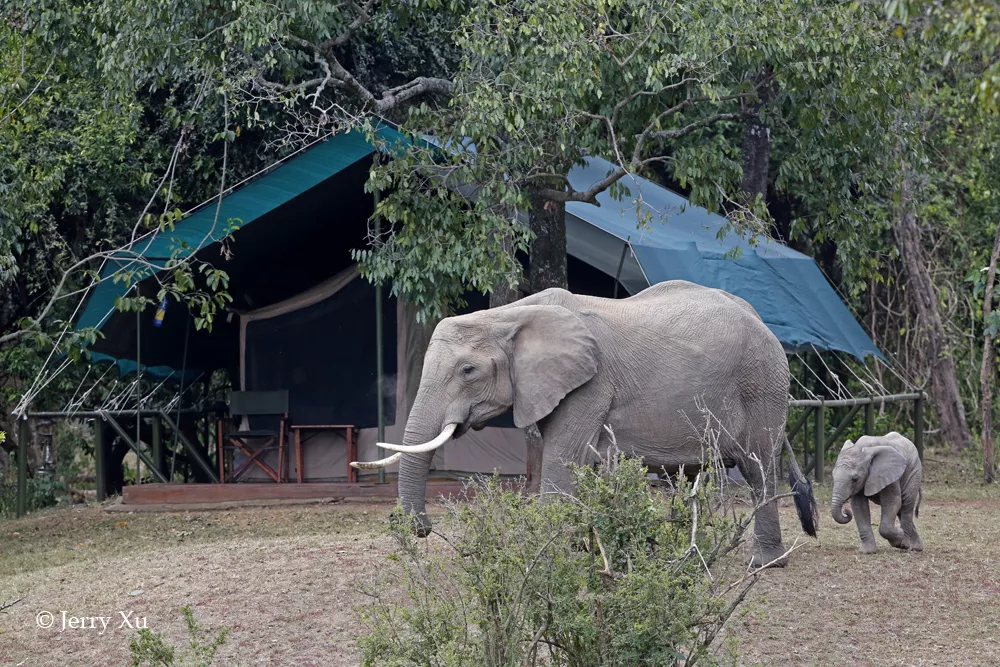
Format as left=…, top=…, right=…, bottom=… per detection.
left=362, top=449, right=754, bottom=667
left=886, top=0, right=1000, bottom=112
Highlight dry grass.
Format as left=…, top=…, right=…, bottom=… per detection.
left=1, top=472, right=998, bottom=666
left=730, top=470, right=1000, bottom=667
left=0, top=500, right=431, bottom=666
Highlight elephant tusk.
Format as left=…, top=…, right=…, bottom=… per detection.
left=350, top=452, right=403, bottom=469
left=376, top=423, right=458, bottom=453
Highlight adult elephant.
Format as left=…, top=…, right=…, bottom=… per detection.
left=353, top=281, right=818, bottom=567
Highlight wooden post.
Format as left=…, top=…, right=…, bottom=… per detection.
left=16, top=417, right=29, bottom=518
left=914, top=393, right=924, bottom=461
left=827, top=403, right=864, bottom=446
left=94, top=417, right=107, bottom=502
left=217, top=418, right=225, bottom=483
left=814, top=401, right=825, bottom=483
left=151, top=416, right=165, bottom=480
left=865, top=397, right=874, bottom=435
left=347, top=427, right=358, bottom=484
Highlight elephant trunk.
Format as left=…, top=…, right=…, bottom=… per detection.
left=830, top=490, right=853, bottom=524
left=397, top=450, right=436, bottom=537
left=396, top=391, right=451, bottom=538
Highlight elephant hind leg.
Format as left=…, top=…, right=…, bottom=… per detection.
left=899, top=503, right=923, bottom=551
left=736, top=456, right=788, bottom=568
left=876, top=487, right=910, bottom=550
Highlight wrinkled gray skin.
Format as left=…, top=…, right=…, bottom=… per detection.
left=831, top=432, right=923, bottom=553
left=397, top=281, right=801, bottom=567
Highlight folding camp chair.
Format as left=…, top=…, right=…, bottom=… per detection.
left=219, top=390, right=289, bottom=483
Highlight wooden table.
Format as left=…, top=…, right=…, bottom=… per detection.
left=289, top=424, right=357, bottom=483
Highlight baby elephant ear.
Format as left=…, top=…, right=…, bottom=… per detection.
left=864, top=446, right=907, bottom=496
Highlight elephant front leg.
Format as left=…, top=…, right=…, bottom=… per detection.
left=851, top=495, right=877, bottom=554
left=875, top=483, right=909, bottom=550
left=538, top=443, right=584, bottom=498
left=535, top=393, right=611, bottom=498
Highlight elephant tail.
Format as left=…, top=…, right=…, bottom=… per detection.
left=783, top=436, right=819, bottom=537
left=915, top=488, right=921, bottom=518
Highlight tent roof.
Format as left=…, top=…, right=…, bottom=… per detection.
left=73, top=126, right=882, bottom=382
left=564, top=156, right=883, bottom=361
left=73, top=126, right=404, bottom=379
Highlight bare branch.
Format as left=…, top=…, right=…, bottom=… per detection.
left=648, top=112, right=744, bottom=141
left=319, top=0, right=376, bottom=49
left=0, top=597, right=24, bottom=613
left=0, top=54, right=54, bottom=126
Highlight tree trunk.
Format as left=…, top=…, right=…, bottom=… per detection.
left=979, top=222, right=1000, bottom=483
left=527, top=189, right=569, bottom=293
left=518, top=188, right=570, bottom=492
left=895, top=175, right=973, bottom=453
left=740, top=66, right=773, bottom=201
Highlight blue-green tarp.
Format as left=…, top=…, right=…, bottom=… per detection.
left=564, top=156, right=883, bottom=361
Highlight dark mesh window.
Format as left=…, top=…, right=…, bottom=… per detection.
left=244, top=277, right=397, bottom=429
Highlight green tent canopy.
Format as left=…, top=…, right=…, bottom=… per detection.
left=73, top=125, right=406, bottom=381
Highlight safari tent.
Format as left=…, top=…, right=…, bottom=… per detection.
left=65, top=123, right=882, bottom=493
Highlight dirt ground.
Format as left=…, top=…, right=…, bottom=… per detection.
left=1, top=478, right=998, bottom=666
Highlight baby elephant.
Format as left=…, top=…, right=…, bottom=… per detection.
left=830, top=432, right=923, bottom=553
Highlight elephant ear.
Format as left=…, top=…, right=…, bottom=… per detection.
left=505, top=304, right=599, bottom=428
left=864, top=445, right=907, bottom=496
left=841, top=439, right=855, bottom=452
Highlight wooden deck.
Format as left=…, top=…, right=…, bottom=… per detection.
left=121, top=481, right=469, bottom=506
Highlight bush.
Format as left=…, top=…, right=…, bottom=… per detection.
left=128, top=604, right=229, bottom=667
left=358, top=441, right=777, bottom=667
left=0, top=470, right=63, bottom=517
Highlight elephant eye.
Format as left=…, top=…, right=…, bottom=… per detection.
left=461, top=364, right=475, bottom=375
left=851, top=475, right=859, bottom=482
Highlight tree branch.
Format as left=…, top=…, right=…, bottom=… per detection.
left=277, top=33, right=453, bottom=114
left=0, top=597, right=24, bottom=613
left=648, top=112, right=744, bottom=141
left=318, top=0, right=376, bottom=49
left=0, top=54, right=55, bottom=126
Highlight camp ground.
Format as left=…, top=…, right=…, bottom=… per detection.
left=7, top=127, right=924, bottom=513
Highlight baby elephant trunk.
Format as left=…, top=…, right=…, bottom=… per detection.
left=830, top=490, right=853, bottom=524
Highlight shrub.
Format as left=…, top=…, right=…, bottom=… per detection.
left=358, top=439, right=781, bottom=667
left=128, top=604, right=229, bottom=667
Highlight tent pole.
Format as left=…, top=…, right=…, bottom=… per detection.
left=135, top=288, right=142, bottom=486
left=613, top=236, right=631, bottom=298
left=374, top=182, right=386, bottom=484
left=169, top=307, right=191, bottom=481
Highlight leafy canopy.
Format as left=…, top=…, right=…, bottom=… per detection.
left=356, top=0, right=907, bottom=320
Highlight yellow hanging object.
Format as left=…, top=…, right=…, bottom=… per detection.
left=153, top=297, right=168, bottom=327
